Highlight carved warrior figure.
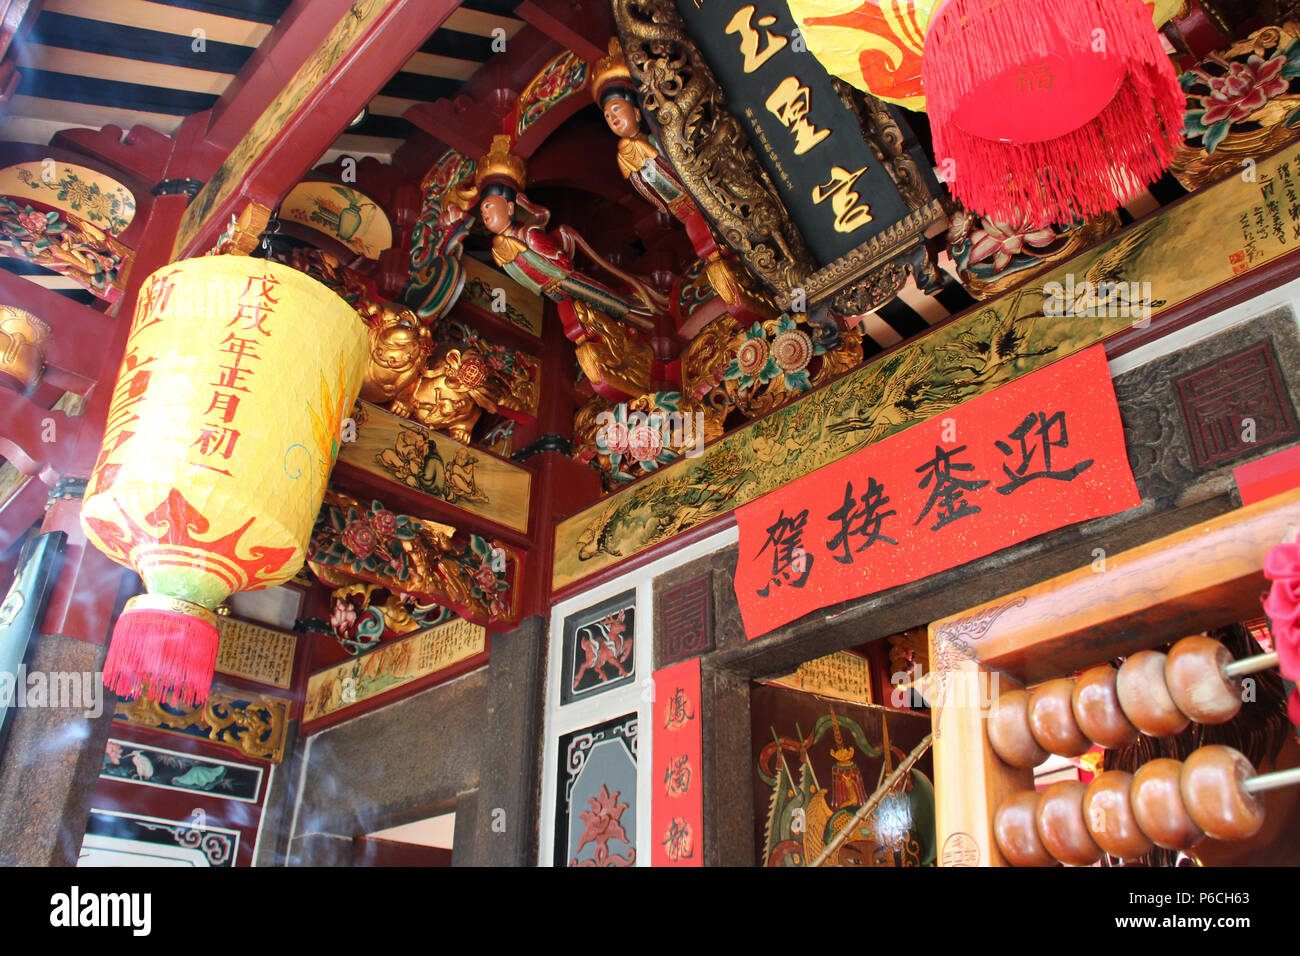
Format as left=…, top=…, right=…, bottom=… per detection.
left=474, top=135, right=667, bottom=325
left=592, top=37, right=776, bottom=328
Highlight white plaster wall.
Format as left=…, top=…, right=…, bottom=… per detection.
left=538, top=526, right=738, bottom=866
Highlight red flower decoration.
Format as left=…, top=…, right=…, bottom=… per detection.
left=489, top=595, right=509, bottom=620
left=474, top=565, right=499, bottom=592
left=627, top=424, right=664, bottom=462
left=1201, top=54, right=1289, bottom=127
left=371, top=509, right=398, bottom=538
left=771, top=329, right=813, bottom=373
left=600, top=420, right=629, bottom=455
left=341, top=520, right=379, bottom=558
left=17, top=210, right=47, bottom=235
left=329, top=598, right=358, bottom=635
left=736, top=337, right=769, bottom=378
left=1263, top=542, right=1300, bottom=683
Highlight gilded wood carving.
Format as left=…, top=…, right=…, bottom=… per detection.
left=613, top=0, right=815, bottom=295
left=554, top=140, right=1300, bottom=588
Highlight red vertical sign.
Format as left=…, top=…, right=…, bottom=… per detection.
left=651, top=657, right=703, bottom=867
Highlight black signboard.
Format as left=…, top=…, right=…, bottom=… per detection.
left=674, top=0, right=914, bottom=267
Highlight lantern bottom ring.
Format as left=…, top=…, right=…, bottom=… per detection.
left=123, top=593, right=219, bottom=626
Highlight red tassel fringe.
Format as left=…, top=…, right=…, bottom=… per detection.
left=103, top=607, right=219, bottom=708
left=924, top=0, right=1185, bottom=224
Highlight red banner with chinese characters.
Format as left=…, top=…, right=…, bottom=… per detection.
left=652, top=657, right=703, bottom=867
left=734, top=345, right=1141, bottom=638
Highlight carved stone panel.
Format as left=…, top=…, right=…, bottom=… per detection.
left=658, top=574, right=714, bottom=666
left=1112, top=306, right=1300, bottom=502
left=1175, top=341, right=1299, bottom=470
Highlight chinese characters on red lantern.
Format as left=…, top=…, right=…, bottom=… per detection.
left=734, top=346, right=1141, bottom=638
left=652, top=657, right=703, bottom=867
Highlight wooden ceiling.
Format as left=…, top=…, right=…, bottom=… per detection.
left=0, top=0, right=526, bottom=162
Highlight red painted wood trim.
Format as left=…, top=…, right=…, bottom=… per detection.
left=515, top=0, right=612, bottom=63
left=204, top=0, right=362, bottom=154
left=353, top=836, right=452, bottom=866
left=0, top=266, right=113, bottom=392
left=51, top=125, right=173, bottom=193
left=0, top=389, right=77, bottom=484
left=39, top=495, right=127, bottom=645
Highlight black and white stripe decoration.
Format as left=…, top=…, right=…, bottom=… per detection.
left=0, top=0, right=524, bottom=161
left=0, top=257, right=98, bottom=305
left=849, top=172, right=1188, bottom=355
left=0, top=0, right=525, bottom=298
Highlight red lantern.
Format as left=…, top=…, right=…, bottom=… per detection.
left=922, top=0, right=1184, bottom=225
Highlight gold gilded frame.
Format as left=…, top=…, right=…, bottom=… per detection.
left=612, top=0, right=947, bottom=312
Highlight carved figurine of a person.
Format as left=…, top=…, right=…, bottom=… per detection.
left=474, top=135, right=667, bottom=326
left=592, top=38, right=775, bottom=327
left=593, top=38, right=719, bottom=259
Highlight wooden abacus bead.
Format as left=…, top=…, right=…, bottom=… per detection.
left=1036, top=780, right=1104, bottom=866
left=993, top=790, right=1055, bottom=867
left=1072, top=664, right=1139, bottom=749
left=987, top=688, right=1049, bottom=769
left=1180, top=745, right=1265, bottom=842
left=1164, top=636, right=1242, bottom=725
left=1116, top=650, right=1191, bottom=738
left=1028, top=678, right=1092, bottom=757
left=1131, top=758, right=1203, bottom=850
left=1082, top=771, right=1153, bottom=859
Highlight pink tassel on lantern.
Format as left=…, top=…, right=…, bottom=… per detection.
left=923, top=0, right=1185, bottom=225
left=102, top=595, right=221, bottom=708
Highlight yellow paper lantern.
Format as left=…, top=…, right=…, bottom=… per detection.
left=784, top=0, right=1183, bottom=110
left=81, top=256, right=368, bottom=705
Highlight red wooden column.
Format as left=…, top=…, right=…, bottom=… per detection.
left=517, top=302, right=602, bottom=614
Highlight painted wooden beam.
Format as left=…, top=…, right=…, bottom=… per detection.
left=445, top=6, right=525, bottom=40
left=176, top=0, right=462, bottom=259
left=202, top=0, right=361, bottom=156
left=42, top=0, right=272, bottom=47
left=402, top=25, right=563, bottom=158
left=515, top=0, right=610, bottom=63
